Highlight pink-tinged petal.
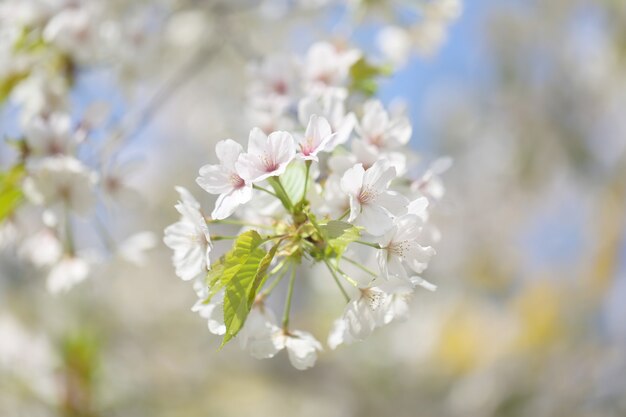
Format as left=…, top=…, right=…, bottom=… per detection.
left=197, top=164, right=232, bottom=194
left=267, top=130, right=296, bottom=169
left=215, top=139, right=244, bottom=171
left=235, top=153, right=266, bottom=183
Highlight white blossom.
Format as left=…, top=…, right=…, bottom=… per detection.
left=163, top=187, right=212, bottom=281
left=47, top=255, right=91, bottom=294
left=377, top=211, right=435, bottom=281
left=340, top=161, right=408, bottom=235
left=197, top=139, right=253, bottom=220
left=24, top=156, right=98, bottom=216
left=296, top=115, right=334, bottom=161
left=274, top=329, right=323, bottom=370
left=236, top=128, right=296, bottom=183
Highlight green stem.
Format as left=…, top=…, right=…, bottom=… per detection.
left=208, top=218, right=275, bottom=230
left=301, top=160, right=311, bottom=204
left=253, top=184, right=279, bottom=199
left=343, top=256, right=378, bottom=277
left=210, top=235, right=239, bottom=241
left=64, top=208, right=75, bottom=256
left=336, top=265, right=360, bottom=287
left=355, top=240, right=382, bottom=249
left=260, top=261, right=291, bottom=298
left=324, top=259, right=350, bottom=302
left=267, top=177, right=293, bottom=212
left=338, top=209, right=350, bottom=221
left=282, top=265, right=297, bottom=329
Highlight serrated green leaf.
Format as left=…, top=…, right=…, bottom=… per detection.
left=248, top=241, right=281, bottom=306
left=0, top=164, right=25, bottom=223
left=203, top=257, right=227, bottom=303
left=220, top=231, right=276, bottom=347
left=280, top=162, right=307, bottom=203
left=320, top=220, right=361, bottom=258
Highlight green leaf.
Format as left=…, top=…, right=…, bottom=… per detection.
left=248, top=241, right=280, bottom=306
left=348, top=57, right=392, bottom=97
left=280, top=162, right=307, bottom=204
left=0, top=164, right=25, bottom=223
left=320, top=220, right=362, bottom=259
left=0, top=72, right=29, bottom=104
left=220, top=231, right=279, bottom=346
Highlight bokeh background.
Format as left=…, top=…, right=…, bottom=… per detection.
left=2, top=0, right=626, bottom=416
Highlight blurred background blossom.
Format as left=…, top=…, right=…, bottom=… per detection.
left=1, top=0, right=626, bottom=416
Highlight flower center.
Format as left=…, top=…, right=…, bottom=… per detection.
left=357, top=186, right=379, bottom=204
left=229, top=173, right=245, bottom=189
left=261, top=153, right=279, bottom=172
left=388, top=240, right=412, bottom=258
left=360, top=288, right=384, bottom=310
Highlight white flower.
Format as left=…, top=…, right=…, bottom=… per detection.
left=23, top=112, right=77, bottom=157
left=238, top=304, right=282, bottom=359
left=377, top=25, right=412, bottom=67
left=319, top=174, right=350, bottom=218
left=43, top=7, right=98, bottom=62
left=303, top=42, right=361, bottom=89
left=101, top=159, right=142, bottom=207
left=328, top=286, right=391, bottom=349
left=274, top=329, right=323, bottom=370
left=296, top=115, right=334, bottom=161
left=236, top=128, right=296, bottom=183
left=356, top=100, right=412, bottom=150
left=19, top=229, right=62, bottom=268
left=328, top=138, right=407, bottom=176
left=411, top=157, right=452, bottom=202
left=24, top=156, right=97, bottom=216
left=191, top=290, right=226, bottom=336
left=47, top=255, right=90, bottom=294
left=163, top=187, right=212, bottom=281
left=197, top=139, right=253, bottom=219
left=340, top=161, right=408, bottom=236
left=117, top=231, right=157, bottom=266
left=298, top=87, right=356, bottom=149
left=248, top=54, right=299, bottom=101
left=377, top=209, right=436, bottom=281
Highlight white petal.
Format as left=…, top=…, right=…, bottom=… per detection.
left=215, top=139, right=244, bottom=171
left=340, top=163, right=364, bottom=197
left=197, top=164, right=232, bottom=195
left=211, top=185, right=252, bottom=220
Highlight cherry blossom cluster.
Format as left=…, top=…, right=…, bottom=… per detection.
left=0, top=0, right=159, bottom=293
left=165, top=45, right=448, bottom=369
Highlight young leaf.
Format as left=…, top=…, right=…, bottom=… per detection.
left=279, top=162, right=307, bottom=203
left=0, top=164, right=25, bottom=223
left=320, top=220, right=361, bottom=258
left=348, top=57, right=392, bottom=97
left=220, top=231, right=279, bottom=346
